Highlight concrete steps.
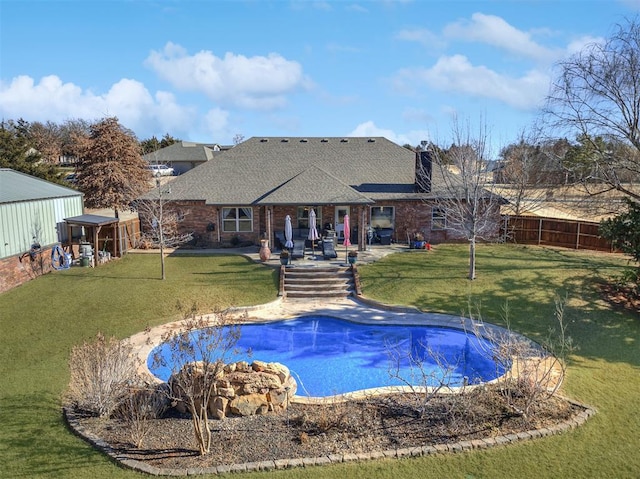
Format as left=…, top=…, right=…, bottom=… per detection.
left=282, top=266, right=354, bottom=299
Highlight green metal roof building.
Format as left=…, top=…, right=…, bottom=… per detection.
left=0, top=168, right=84, bottom=260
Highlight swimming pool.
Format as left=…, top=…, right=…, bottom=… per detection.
left=148, top=315, right=505, bottom=397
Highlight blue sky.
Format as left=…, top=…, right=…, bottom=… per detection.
left=2, top=0, right=640, bottom=154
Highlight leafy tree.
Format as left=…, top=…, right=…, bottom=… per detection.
left=545, top=17, right=640, bottom=199
left=0, top=119, right=60, bottom=182
left=76, top=117, right=150, bottom=215
left=600, top=198, right=640, bottom=270
left=140, top=133, right=180, bottom=155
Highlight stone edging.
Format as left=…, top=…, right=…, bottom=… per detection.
left=63, top=399, right=596, bottom=476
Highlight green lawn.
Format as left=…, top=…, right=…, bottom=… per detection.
left=1, top=245, right=638, bottom=478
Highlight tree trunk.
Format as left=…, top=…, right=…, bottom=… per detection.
left=469, top=238, right=476, bottom=280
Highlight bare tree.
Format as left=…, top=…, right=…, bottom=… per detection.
left=27, top=121, right=63, bottom=164
left=545, top=17, right=640, bottom=200
left=76, top=117, right=150, bottom=216
left=150, top=305, right=243, bottom=456
left=497, top=129, right=557, bottom=216
left=418, top=118, right=503, bottom=279
left=136, top=178, right=193, bottom=280
left=60, top=118, right=92, bottom=164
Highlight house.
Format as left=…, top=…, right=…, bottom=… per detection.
left=0, top=168, right=83, bottom=292
left=142, top=141, right=232, bottom=176
left=139, top=137, right=488, bottom=250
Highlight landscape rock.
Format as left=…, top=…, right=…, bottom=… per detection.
left=169, top=360, right=296, bottom=419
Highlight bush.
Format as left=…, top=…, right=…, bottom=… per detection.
left=66, top=333, right=142, bottom=417
left=115, top=383, right=170, bottom=448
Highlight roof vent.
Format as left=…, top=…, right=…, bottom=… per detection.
left=300, top=139, right=308, bottom=143
left=368, top=138, right=376, bottom=142
left=260, top=138, right=268, bottom=142
left=281, top=138, right=289, bottom=143
left=321, top=138, right=329, bottom=142
left=340, top=138, right=349, bottom=143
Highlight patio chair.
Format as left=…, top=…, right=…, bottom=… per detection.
left=322, top=238, right=338, bottom=259
left=292, top=240, right=305, bottom=259
left=274, top=231, right=286, bottom=250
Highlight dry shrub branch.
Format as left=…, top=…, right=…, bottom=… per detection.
left=467, top=296, right=574, bottom=420
left=66, top=332, right=141, bottom=417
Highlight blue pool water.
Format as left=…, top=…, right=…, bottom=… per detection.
left=148, top=316, right=504, bottom=397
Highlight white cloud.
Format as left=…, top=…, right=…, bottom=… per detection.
left=201, top=107, right=230, bottom=140
left=0, top=74, right=195, bottom=139
left=348, top=120, right=429, bottom=146
left=443, top=13, right=560, bottom=63
left=394, top=54, right=549, bottom=110
left=396, top=28, right=446, bottom=50
left=565, top=35, right=604, bottom=55
left=346, top=4, right=368, bottom=13
left=144, top=42, right=311, bottom=110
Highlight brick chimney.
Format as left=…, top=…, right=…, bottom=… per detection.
left=415, top=148, right=432, bottom=193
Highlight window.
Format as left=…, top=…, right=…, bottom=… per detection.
left=431, top=207, right=446, bottom=230
left=370, top=206, right=394, bottom=229
left=297, top=206, right=321, bottom=229
left=222, top=207, right=253, bottom=232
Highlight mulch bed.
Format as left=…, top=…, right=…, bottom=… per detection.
left=71, top=389, right=584, bottom=471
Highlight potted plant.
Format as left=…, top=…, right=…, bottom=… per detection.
left=413, top=232, right=426, bottom=250
left=280, top=249, right=290, bottom=265
left=347, top=250, right=358, bottom=264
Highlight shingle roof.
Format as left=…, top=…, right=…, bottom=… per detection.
left=257, top=166, right=374, bottom=205
left=144, top=137, right=419, bottom=205
left=142, top=142, right=219, bottom=164
left=0, top=168, right=82, bottom=204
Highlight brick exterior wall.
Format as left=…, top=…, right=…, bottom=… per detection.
left=0, top=246, right=54, bottom=294
left=148, top=199, right=496, bottom=249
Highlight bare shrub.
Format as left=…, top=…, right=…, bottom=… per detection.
left=386, top=339, right=460, bottom=418
left=66, top=332, right=141, bottom=417
left=292, top=397, right=371, bottom=436
left=150, top=303, right=244, bottom=456
left=115, top=383, right=170, bottom=448
left=468, top=296, right=574, bottom=420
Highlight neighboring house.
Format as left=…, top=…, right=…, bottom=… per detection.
left=142, top=141, right=232, bottom=176
left=139, top=137, right=497, bottom=249
left=0, top=168, right=84, bottom=292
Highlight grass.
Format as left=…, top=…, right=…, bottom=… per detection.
left=1, top=244, right=638, bottom=478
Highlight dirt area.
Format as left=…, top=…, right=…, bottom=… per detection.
left=601, top=282, right=640, bottom=312
left=73, top=389, right=583, bottom=471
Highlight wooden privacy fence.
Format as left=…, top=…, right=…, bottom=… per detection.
left=501, top=215, right=615, bottom=252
